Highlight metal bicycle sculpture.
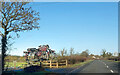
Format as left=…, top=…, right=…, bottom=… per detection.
left=23, top=45, right=57, bottom=64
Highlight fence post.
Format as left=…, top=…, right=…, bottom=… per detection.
left=50, top=60, right=52, bottom=68
left=13, top=61, right=16, bottom=69
left=66, top=60, right=68, bottom=66
left=56, top=62, right=58, bottom=68
left=40, top=62, right=42, bottom=67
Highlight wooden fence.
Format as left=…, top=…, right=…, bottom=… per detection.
left=41, top=60, right=68, bottom=68
left=5, top=60, right=68, bottom=69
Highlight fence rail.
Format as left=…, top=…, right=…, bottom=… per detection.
left=5, top=60, right=68, bottom=69
left=41, top=60, right=68, bottom=68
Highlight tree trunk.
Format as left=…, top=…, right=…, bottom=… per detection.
left=1, top=34, right=7, bottom=72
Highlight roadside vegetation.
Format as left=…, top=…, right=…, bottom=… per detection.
left=4, top=48, right=120, bottom=75
left=100, top=49, right=120, bottom=62
left=4, top=48, right=94, bottom=69
left=67, top=60, right=93, bottom=68
left=4, top=48, right=120, bottom=70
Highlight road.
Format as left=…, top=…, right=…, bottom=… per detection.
left=45, top=60, right=119, bottom=75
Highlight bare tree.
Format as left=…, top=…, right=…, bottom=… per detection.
left=0, top=2, right=40, bottom=71
left=64, top=49, right=67, bottom=56
left=60, top=48, right=67, bottom=57
left=61, top=48, right=64, bottom=57
left=101, top=49, right=106, bottom=58
left=70, top=47, right=74, bottom=56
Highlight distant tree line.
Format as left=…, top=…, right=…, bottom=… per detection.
left=56, top=48, right=90, bottom=64
left=59, top=48, right=89, bottom=57
left=101, top=49, right=113, bottom=58
left=5, top=55, right=26, bottom=62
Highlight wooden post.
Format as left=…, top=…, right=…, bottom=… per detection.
left=40, top=62, right=42, bottom=67
left=50, top=60, right=52, bottom=68
left=13, top=61, right=16, bottom=69
left=25, top=64, right=27, bottom=68
left=56, top=62, right=58, bottom=68
left=66, top=60, right=67, bottom=66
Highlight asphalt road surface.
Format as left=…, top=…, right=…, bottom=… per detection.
left=46, top=60, right=119, bottom=75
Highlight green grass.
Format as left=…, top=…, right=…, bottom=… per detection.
left=4, top=60, right=93, bottom=75
left=59, top=60, right=93, bottom=68
left=5, top=60, right=94, bottom=69
left=70, top=60, right=93, bottom=68
left=107, top=60, right=120, bottom=63
left=4, top=62, right=56, bottom=75
left=5, top=62, right=27, bottom=68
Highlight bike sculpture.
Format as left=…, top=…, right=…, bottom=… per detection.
left=23, top=45, right=57, bottom=64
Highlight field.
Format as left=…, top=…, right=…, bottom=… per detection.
left=5, top=60, right=93, bottom=69
left=5, top=62, right=27, bottom=68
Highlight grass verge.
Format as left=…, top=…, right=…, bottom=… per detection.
left=69, top=60, right=93, bottom=68
left=5, top=60, right=94, bottom=69
left=107, top=60, right=120, bottom=63
left=57, top=60, right=93, bottom=68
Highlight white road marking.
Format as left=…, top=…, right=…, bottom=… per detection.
left=101, top=62, right=114, bottom=73
left=110, top=70, right=114, bottom=73
left=102, top=62, right=113, bottom=72
left=98, top=60, right=115, bottom=73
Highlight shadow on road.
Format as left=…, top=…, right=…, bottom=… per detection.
left=118, top=62, right=120, bottom=73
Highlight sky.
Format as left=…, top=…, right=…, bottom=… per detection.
left=6, top=2, right=118, bottom=56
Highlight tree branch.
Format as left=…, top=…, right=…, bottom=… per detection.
left=0, top=31, right=3, bottom=36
